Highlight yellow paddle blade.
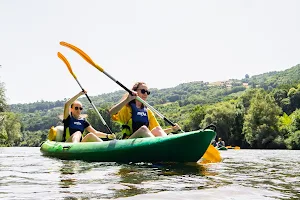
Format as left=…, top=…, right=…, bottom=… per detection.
left=200, top=144, right=222, bottom=164
left=234, top=146, right=240, bottom=150
left=57, top=52, right=77, bottom=79
left=60, top=41, right=95, bottom=66
left=59, top=41, right=104, bottom=72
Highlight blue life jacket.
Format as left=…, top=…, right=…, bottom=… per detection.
left=68, top=116, right=86, bottom=133
left=130, top=102, right=149, bottom=133
left=63, top=115, right=89, bottom=141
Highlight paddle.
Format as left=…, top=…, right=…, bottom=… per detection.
left=226, top=146, right=241, bottom=150
left=200, top=124, right=221, bottom=163
left=59, top=41, right=179, bottom=129
left=57, top=52, right=113, bottom=134
left=201, top=144, right=221, bottom=163
left=59, top=41, right=221, bottom=163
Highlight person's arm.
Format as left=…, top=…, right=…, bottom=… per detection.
left=86, top=126, right=116, bottom=139
left=63, top=90, right=86, bottom=119
left=108, top=92, right=137, bottom=116
left=163, top=123, right=181, bottom=134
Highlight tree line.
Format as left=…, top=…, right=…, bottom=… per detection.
left=1, top=64, right=300, bottom=149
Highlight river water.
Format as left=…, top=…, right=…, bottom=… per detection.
left=0, top=147, right=299, bottom=200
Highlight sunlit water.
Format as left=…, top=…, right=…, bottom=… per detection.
left=0, top=147, right=299, bottom=200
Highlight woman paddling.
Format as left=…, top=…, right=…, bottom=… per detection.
left=63, top=90, right=116, bottom=142
left=109, top=82, right=180, bottom=139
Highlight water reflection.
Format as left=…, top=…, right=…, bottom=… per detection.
left=2, top=148, right=299, bottom=200
left=111, top=162, right=218, bottom=199
left=151, top=162, right=218, bottom=176
left=59, top=161, right=79, bottom=188
left=210, top=150, right=300, bottom=200
left=58, top=161, right=108, bottom=189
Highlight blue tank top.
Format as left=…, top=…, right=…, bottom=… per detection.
left=130, top=102, right=149, bottom=133
left=63, top=114, right=90, bottom=141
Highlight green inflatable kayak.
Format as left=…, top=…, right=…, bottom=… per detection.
left=217, top=146, right=228, bottom=151
left=40, top=129, right=216, bottom=162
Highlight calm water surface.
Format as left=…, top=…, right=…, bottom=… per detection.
left=0, top=147, right=299, bottom=200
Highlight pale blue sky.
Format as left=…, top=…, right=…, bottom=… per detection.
left=1, top=0, right=300, bottom=104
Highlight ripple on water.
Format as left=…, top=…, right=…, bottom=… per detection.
left=0, top=148, right=299, bottom=200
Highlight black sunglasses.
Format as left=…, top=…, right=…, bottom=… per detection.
left=138, top=89, right=150, bottom=95
left=74, top=106, right=83, bottom=110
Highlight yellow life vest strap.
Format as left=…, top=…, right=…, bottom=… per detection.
left=121, top=119, right=133, bottom=139
left=64, top=127, right=71, bottom=141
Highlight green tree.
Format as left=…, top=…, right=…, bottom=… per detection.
left=272, top=89, right=287, bottom=107
left=242, top=90, right=282, bottom=148
left=184, top=105, right=206, bottom=131
left=201, top=101, right=237, bottom=144
left=230, top=100, right=246, bottom=147
left=0, top=112, right=22, bottom=146
left=239, top=88, right=260, bottom=109
left=278, top=112, right=292, bottom=139
left=0, top=82, right=8, bottom=112
left=284, top=109, right=300, bottom=149
left=289, top=90, right=300, bottom=112
left=18, top=130, right=47, bottom=147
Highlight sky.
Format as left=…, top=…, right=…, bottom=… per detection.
left=1, top=0, right=300, bottom=104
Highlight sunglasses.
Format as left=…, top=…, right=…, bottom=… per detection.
left=74, top=106, right=83, bottom=110
left=138, top=89, right=150, bottom=95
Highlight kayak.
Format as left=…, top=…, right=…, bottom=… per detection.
left=217, top=146, right=228, bottom=151
left=40, top=129, right=216, bottom=162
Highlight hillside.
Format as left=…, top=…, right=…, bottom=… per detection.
left=2, top=63, right=300, bottom=149
left=8, top=63, right=300, bottom=133
left=10, top=64, right=300, bottom=114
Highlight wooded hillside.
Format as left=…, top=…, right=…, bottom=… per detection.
left=1, top=64, right=300, bottom=149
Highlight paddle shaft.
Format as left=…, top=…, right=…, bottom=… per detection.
left=60, top=41, right=180, bottom=131
left=93, top=70, right=182, bottom=131
left=104, top=74, right=176, bottom=126
left=60, top=42, right=221, bottom=160
left=59, top=42, right=220, bottom=162
left=57, top=52, right=113, bottom=134
left=75, top=79, right=113, bottom=134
